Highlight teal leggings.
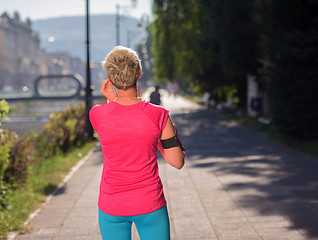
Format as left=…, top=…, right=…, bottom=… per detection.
left=98, top=205, right=170, bottom=240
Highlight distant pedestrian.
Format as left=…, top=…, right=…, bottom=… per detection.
left=172, top=82, right=180, bottom=96
left=89, top=46, right=185, bottom=240
left=149, top=85, right=161, bottom=105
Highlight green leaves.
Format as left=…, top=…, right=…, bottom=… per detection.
left=152, top=0, right=318, bottom=138
left=0, top=100, right=10, bottom=126
left=0, top=103, right=90, bottom=238
left=151, top=0, right=259, bottom=102
left=152, top=0, right=201, bottom=82
left=257, top=0, right=318, bottom=138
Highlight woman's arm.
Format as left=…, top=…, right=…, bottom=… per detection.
left=159, top=116, right=185, bottom=169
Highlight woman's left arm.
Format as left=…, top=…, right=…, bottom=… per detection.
left=159, top=116, right=185, bottom=169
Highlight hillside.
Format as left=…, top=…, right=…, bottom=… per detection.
left=33, top=14, right=145, bottom=62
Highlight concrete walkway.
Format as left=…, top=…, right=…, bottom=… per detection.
left=14, top=92, right=318, bottom=240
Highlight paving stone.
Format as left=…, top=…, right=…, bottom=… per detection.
left=214, top=222, right=261, bottom=240
left=257, top=228, right=305, bottom=240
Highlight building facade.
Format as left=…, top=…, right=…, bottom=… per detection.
left=0, top=11, right=90, bottom=94
left=0, top=11, right=104, bottom=95
left=0, top=11, right=41, bottom=91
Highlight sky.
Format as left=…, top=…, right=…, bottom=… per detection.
left=1, top=0, right=152, bottom=21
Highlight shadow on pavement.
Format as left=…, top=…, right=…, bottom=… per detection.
left=172, top=108, right=318, bottom=238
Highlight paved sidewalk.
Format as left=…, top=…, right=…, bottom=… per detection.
left=14, top=92, right=318, bottom=240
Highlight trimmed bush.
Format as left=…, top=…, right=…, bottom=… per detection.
left=34, top=104, right=86, bottom=159
left=0, top=103, right=87, bottom=207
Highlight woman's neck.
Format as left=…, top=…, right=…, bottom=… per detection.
left=114, top=86, right=143, bottom=105
left=116, top=86, right=138, bottom=97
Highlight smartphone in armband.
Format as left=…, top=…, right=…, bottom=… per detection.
left=161, top=126, right=185, bottom=151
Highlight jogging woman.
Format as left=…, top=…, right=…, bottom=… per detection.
left=89, top=46, right=185, bottom=240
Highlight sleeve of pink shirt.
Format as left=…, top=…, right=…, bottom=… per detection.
left=160, top=108, right=169, bottom=132
left=89, top=105, right=101, bottom=131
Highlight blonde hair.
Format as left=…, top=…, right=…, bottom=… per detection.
left=101, top=46, right=142, bottom=90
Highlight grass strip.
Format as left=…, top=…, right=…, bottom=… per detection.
left=0, top=141, right=97, bottom=238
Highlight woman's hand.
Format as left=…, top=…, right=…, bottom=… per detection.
left=100, top=79, right=117, bottom=102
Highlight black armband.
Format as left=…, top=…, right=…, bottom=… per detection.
left=161, top=136, right=185, bottom=151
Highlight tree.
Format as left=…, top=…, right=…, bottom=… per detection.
left=256, top=0, right=318, bottom=138
left=152, top=0, right=201, bottom=83
left=198, top=0, right=260, bottom=105
left=152, top=0, right=260, bottom=105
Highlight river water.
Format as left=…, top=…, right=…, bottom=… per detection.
left=1, top=88, right=163, bottom=135
left=1, top=99, right=105, bottom=135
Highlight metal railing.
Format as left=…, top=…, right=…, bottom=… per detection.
left=2, top=74, right=102, bottom=102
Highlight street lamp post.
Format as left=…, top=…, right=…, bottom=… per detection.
left=127, top=23, right=142, bottom=48
left=85, top=0, right=94, bottom=140
left=115, top=0, right=137, bottom=46
left=127, top=30, right=132, bottom=48
left=116, top=4, right=120, bottom=45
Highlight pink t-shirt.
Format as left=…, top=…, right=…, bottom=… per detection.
left=89, top=101, right=169, bottom=216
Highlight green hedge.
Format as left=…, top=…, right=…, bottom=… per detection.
left=0, top=101, right=90, bottom=238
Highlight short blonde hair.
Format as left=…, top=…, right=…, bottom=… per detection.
left=101, top=46, right=142, bottom=90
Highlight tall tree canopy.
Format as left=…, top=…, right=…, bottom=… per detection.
left=256, top=0, right=318, bottom=138
left=152, top=0, right=259, bottom=104
left=152, top=0, right=201, bottom=82
left=151, top=0, right=318, bottom=139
